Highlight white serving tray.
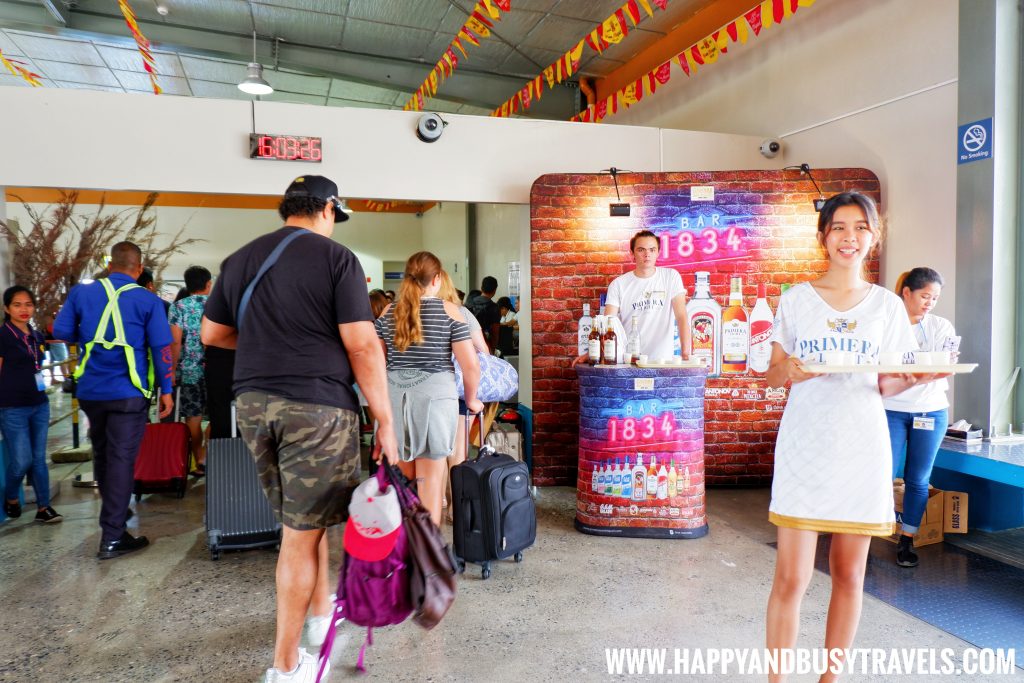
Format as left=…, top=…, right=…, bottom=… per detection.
left=803, top=363, right=977, bottom=375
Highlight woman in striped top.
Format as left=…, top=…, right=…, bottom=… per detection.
left=376, top=252, right=482, bottom=526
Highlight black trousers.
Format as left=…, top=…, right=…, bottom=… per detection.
left=204, top=347, right=236, bottom=439
left=80, top=397, right=148, bottom=544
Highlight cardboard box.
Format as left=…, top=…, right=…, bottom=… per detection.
left=886, top=480, right=968, bottom=547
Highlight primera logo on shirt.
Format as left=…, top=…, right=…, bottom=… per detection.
left=632, top=290, right=666, bottom=313
left=827, top=318, right=858, bottom=333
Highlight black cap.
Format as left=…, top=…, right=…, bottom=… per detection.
left=284, top=175, right=349, bottom=223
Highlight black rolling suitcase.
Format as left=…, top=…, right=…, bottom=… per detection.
left=451, top=414, right=536, bottom=579
left=205, top=404, right=281, bottom=560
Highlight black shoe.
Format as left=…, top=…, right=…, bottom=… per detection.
left=35, top=506, right=63, bottom=524
left=896, top=535, right=918, bottom=568
left=4, top=500, right=21, bottom=519
left=98, top=532, right=150, bottom=560
left=126, top=507, right=134, bottom=520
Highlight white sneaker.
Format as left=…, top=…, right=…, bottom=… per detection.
left=263, top=648, right=327, bottom=682
left=305, top=613, right=333, bottom=648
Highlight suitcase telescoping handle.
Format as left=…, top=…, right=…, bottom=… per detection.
left=230, top=401, right=237, bottom=439
left=466, top=410, right=493, bottom=461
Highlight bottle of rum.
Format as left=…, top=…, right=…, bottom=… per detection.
left=578, top=303, right=593, bottom=357
left=748, top=283, right=774, bottom=374
left=588, top=315, right=602, bottom=365
left=667, top=458, right=678, bottom=497
left=626, top=315, right=641, bottom=365
left=646, top=456, right=658, bottom=498
left=688, top=271, right=722, bottom=376
left=630, top=454, right=646, bottom=502
left=602, top=316, right=619, bottom=365
left=721, top=276, right=749, bottom=374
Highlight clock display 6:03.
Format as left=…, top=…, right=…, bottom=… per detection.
left=249, top=134, right=322, bottom=162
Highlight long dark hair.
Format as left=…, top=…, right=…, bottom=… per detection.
left=3, top=285, right=36, bottom=323
left=897, top=267, right=943, bottom=295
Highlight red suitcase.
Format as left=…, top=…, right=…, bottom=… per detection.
left=133, top=419, right=191, bottom=501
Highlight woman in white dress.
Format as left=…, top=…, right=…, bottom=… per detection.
left=764, top=193, right=949, bottom=681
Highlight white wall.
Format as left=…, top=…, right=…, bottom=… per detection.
left=615, top=0, right=960, bottom=320
left=3, top=202, right=424, bottom=292
left=421, top=202, right=469, bottom=291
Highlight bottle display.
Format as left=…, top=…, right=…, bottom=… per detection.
left=688, top=271, right=722, bottom=376
left=593, top=452, right=695, bottom=502
left=588, top=315, right=603, bottom=364
left=748, top=283, right=774, bottom=374
left=578, top=303, right=593, bottom=357
left=721, top=276, right=749, bottom=374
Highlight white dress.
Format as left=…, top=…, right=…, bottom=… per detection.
left=769, top=283, right=918, bottom=535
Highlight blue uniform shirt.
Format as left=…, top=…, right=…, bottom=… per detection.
left=54, top=272, right=174, bottom=401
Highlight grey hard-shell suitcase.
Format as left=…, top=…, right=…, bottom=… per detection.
left=205, top=404, right=281, bottom=560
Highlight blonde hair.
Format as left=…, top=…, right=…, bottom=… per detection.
left=437, top=270, right=460, bottom=305
left=394, top=251, right=442, bottom=352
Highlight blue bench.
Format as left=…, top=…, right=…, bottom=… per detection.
left=926, top=440, right=1024, bottom=532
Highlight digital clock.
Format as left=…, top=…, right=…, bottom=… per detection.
left=249, top=133, right=322, bottom=162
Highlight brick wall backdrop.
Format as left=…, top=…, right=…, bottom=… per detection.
left=530, top=169, right=881, bottom=487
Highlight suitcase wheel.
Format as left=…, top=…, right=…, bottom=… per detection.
left=210, top=549, right=220, bottom=561
left=481, top=562, right=491, bottom=580
left=514, top=551, right=523, bottom=563
left=134, top=494, right=142, bottom=503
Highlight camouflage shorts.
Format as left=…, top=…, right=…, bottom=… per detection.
left=235, top=391, right=360, bottom=531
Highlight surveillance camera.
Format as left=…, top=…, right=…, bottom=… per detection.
left=416, top=113, right=447, bottom=143
left=760, top=139, right=782, bottom=158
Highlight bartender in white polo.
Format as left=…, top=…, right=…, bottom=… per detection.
left=607, top=229, right=691, bottom=361
left=575, top=229, right=691, bottom=364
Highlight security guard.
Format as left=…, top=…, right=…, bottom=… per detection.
left=54, top=241, right=174, bottom=559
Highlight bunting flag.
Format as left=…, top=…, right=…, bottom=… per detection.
left=490, top=0, right=670, bottom=118
left=576, top=0, right=816, bottom=124
left=349, top=200, right=437, bottom=214
left=404, top=1, right=511, bottom=111
left=0, top=50, right=43, bottom=87
left=117, top=0, right=162, bottom=94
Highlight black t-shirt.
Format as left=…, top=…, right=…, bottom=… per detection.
left=204, top=226, right=373, bottom=411
left=0, top=323, right=48, bottom=408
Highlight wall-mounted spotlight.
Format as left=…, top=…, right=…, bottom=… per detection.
left=606, top=167, right=630, bottom=217
left=786, top=163, right=826, bottom=211
left=416, top=113, right=447, bottom=143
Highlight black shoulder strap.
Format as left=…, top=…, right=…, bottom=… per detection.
left=236, top=229, right=310, bottom=329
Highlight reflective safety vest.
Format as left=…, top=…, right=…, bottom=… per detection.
left=72, top=279, right=155, bottom=400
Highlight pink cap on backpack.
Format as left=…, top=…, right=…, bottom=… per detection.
left=344, top=475, right=402, bottom=561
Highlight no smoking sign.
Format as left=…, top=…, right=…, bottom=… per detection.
left=958, top=117, right=993, bottom=165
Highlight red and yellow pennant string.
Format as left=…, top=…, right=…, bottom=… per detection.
left=0, top=50, right=43, bottom=86
left=404, top=0, right=511, bottom=111
left=490, top=0, right=668, bottom=118
left=571, top=0, right=815, bottom=123
left=348, top=199, right=437, bottom=214
left=117, top=0, right=162, bottom=94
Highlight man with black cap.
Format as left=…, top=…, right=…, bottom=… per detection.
left=202, top=175, right=397, bottom=682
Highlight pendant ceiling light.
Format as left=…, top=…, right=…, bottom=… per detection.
left=238, top=30, right=273, bottom=96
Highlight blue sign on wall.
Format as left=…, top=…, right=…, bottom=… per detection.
left=957, top=118, right=993, bottom=165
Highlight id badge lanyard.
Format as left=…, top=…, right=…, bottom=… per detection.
left=6, top=322, right=46, bottom=391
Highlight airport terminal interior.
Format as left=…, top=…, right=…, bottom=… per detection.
left=1, top=0, right=1022, bottom=680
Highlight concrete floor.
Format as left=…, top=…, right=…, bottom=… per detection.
left=0, top=400, right=1012, bottom=682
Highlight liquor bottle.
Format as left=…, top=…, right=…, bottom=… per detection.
left=668, top=458, right=678, bottom=497
left=588, top=315, right=603, bottom=365
left=721, top=276, right=749, bottom=374
left=602, top=315, right=619, bottom=365
left=599, top=292, right=607, bottom=317
left=683, top=467, right=691, bottom=492
left=611, top=459, right=622, bottom=497
left=676, top=461, right=686, bottom=496
left=630, top=454, right=646, bottom=502
left=596, top=462, right=606, bottom=494
left=618, top=456, right=626, bottom=499
left=688, top=271, right=722, bottom=376
left=646, top=455, right=658, bottom=498
left=592, top=462, right=600, bottom=493
left=748, top=284, right=774, bottom=374
left=603, top=459, right=613, bottom=495
left=578, top=303, right=593, bottom=356
left=626, top=315, right=641, bottom=365
left=656, top=462, right=669, bottom=500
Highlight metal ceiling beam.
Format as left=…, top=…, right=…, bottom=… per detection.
left=0, top=0, right=577, bottom=118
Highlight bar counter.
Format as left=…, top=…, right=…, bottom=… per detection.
left=575, top=363, right=708, bottom=539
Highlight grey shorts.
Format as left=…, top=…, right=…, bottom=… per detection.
left=387, top=369, right=458, bottom=462
left=235, top=391, right=361, bottom=530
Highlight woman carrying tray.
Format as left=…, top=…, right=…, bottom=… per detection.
left=764, top=192, right=948, bottom=681
left=884, top=267, right=957, bottom=568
